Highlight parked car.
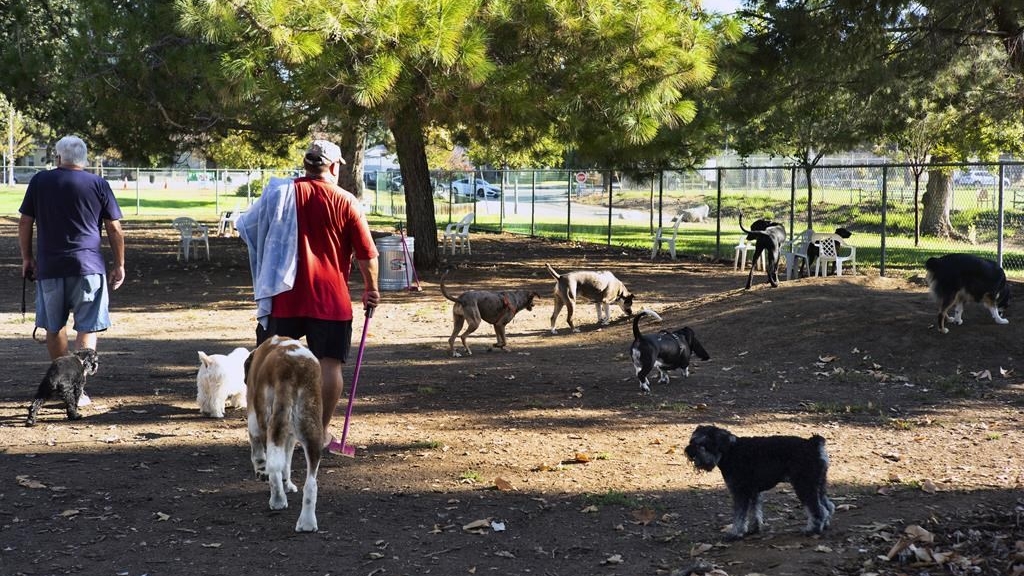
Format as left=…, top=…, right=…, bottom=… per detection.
left=954, top=169, right=1009, bottom=187
left=451, top=177, right=501, bottom=198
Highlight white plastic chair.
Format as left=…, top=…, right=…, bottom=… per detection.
left=442, top=213, right=474, bottom=255
left=651, top=215, right=683, bottom=260
left=172, top=217, right=210, bottom=261
left=733, top=236, right=765, bottom=272
left=217, top=204, right=245, bottom=236
left=812, top=237, right=856, bottom=276
left=782, top=229, right=815, bottom=280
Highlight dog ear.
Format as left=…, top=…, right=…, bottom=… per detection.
left=714, top=427, right=737, bottom=452
left=198, top=351, right=213, bottom=367
left=683, top=328, right=711, bottom=361
left=835, top=227, right=852, bottom=239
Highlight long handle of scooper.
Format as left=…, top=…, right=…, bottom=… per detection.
left=338, top=306, right=374, bottom=457
left=399, top=225, right=421, bottom=291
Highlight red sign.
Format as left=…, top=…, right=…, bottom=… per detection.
left=575, top=172, right=587, bottom=183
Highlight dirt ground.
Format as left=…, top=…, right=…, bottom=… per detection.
left=1, top=216, right=1023, bottom=576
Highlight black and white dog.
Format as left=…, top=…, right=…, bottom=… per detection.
left=629, top=309, right=709, bottom=393
left=685, top=425, right=835, bottom=539
left=738, top=213, right=786, bottom=289
left=925, top=253, right=1010, bottom=333
left=26, top=349, right=99, bottom=426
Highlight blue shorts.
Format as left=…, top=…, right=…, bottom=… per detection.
left=36, top=275, right=111, bottom=334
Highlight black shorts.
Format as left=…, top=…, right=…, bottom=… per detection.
left=256, top=317, right=353, bottom=362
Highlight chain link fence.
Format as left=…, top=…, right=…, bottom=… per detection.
left=8, top=162, right=1022, bottom=277
left=392, top=163, right=1024, bottom=277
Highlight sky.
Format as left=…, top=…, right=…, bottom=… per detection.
left=702, top=0, right=744, bottom=13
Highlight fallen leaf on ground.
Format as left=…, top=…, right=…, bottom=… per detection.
left=573, top=452, right=590, bottom=463
left=155, top=512, right=170, bottom=521
left=493, top=477, right=513, bottom=491
left=920, top=479, right=938, bottom=493
left=462, top=518, right=491, bottom=532
left=971, top=369, right=992, bottom=380
left=494, top=550, right=515, bottom=559
left=580, top=505, right=599, bottom=514
left=690, top=543, right=713, bottom=556
left=819, top=355, right=838, bottom=363
left=16, top=475, right=47, bottom=489
left=201, top=543, right=222, bottom=548
left=631, top=507, right=656, bottom=526
left=601, top=554, right=623, bottom=565
left=60, top=509, right=80, bottom=517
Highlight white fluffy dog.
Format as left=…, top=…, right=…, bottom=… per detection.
left=196, top=347, right=249, bottom=418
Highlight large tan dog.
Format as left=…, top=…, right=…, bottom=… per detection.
left=440, top=273, right=541, bottom=357
left=245, top=336, right=323, bottom=532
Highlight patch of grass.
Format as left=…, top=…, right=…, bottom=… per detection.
left=986, top=432, right=1002, bottom=441
left=933, top=375, right=975, bottom=398
left=800, top=401, right=876, bottom=415
left=594, top=452, right=612, bottom=461
left=889, top=418, right=915, bottom=431
left=628, top=401, right=695, bottom=412
left=416, top=386, right=439, bottom=395
left=459, top=470, right=483, bottom=483
left=585, top=490, right=639, bottom=508
left=410, top=440, right=443, bottom=450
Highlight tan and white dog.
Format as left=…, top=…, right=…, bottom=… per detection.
left=245, top=336, right=324, bottom=532
left=546, top=263, right=635, bottom=333
left=196, top=347, right=249, bottom=418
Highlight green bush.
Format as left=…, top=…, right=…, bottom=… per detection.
left=235, top=177, right=267, bottom=198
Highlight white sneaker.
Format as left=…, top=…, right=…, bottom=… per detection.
left=77, top=393, right=92, bottom=407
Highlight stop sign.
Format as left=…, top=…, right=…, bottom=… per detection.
left=575, top=172, right=587, bottom=183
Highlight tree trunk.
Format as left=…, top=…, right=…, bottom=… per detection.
left=338, top=123, right=367, bottom=199
left=388, top=101, right=439, bottom=271
left=921, top=165, right=956, bottom=237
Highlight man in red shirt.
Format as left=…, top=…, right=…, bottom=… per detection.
left=249, top=139, right=380, bottom=451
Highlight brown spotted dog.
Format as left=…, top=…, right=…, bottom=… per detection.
left=245, top=336, right=323, bottom=532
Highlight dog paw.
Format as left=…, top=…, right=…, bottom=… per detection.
left=452, top=351, right=462, bottom=358
left=723, top=531, right=745, bottom=541
left=997, top=318, right=1010, bottom=325
left=295, top=517, right=318, bottom=533
left=285, top=481, right=299, bottom=493
left=939, top=327, right=949, bottom=334
left=571, top=327, right=581, bottom=333
left=269, top=495, right=288, bottom=510
left=68, top=413, right=83, bottom=421
left=550, top=329, right=558, bottom=335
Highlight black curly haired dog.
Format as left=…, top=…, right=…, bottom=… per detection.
left=26, top=349, right=98, bottom=426
left=685, top=424, right=835, bottom=539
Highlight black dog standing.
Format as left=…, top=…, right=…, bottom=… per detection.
left=685, top=425, right=835, bottom=539
left=26, top=349, right=98, bottom=426
left=738, top=213, right=786, bottom=289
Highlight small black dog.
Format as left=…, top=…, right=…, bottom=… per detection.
left=925, top=253, right=1010, bottom=333
left=684, top=424, right=835, bottom=539
left=630, top=309, right=709, bottom=393
left=26, top=349, right=99, bottom=426
left=738, top=213, right=786, bottom=289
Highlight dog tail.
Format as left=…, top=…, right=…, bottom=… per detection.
left=439, top=270, right=459, bottom=303
left=632, top=308, right=663, bottom=340
left=544, top=263, right=560, bottom=280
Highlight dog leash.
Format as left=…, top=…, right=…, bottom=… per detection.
left=337, top=306, right=374, bottom=458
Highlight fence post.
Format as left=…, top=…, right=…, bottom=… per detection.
left=657, top=170, right=664, bottom=230
left=566, top=171, right=572, bottom=241
left=499, top=168, right=505, bottom=234
left=998, top=164, right=1006, bottom=267
left=789, top=167, right=796, bottom=241
left=531, top=170, right=536, bottom=237
left=134, top=168, right=141, bottom=216
left=606, top=169, right=613, bottom=246
left=880, top=165, right=888, bottom=277
left=715, top=167, right=723, bottom=259
left=214, top=169, right=221, bottom=215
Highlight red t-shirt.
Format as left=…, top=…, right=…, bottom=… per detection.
left=271, top=177, right=378, bottom=321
